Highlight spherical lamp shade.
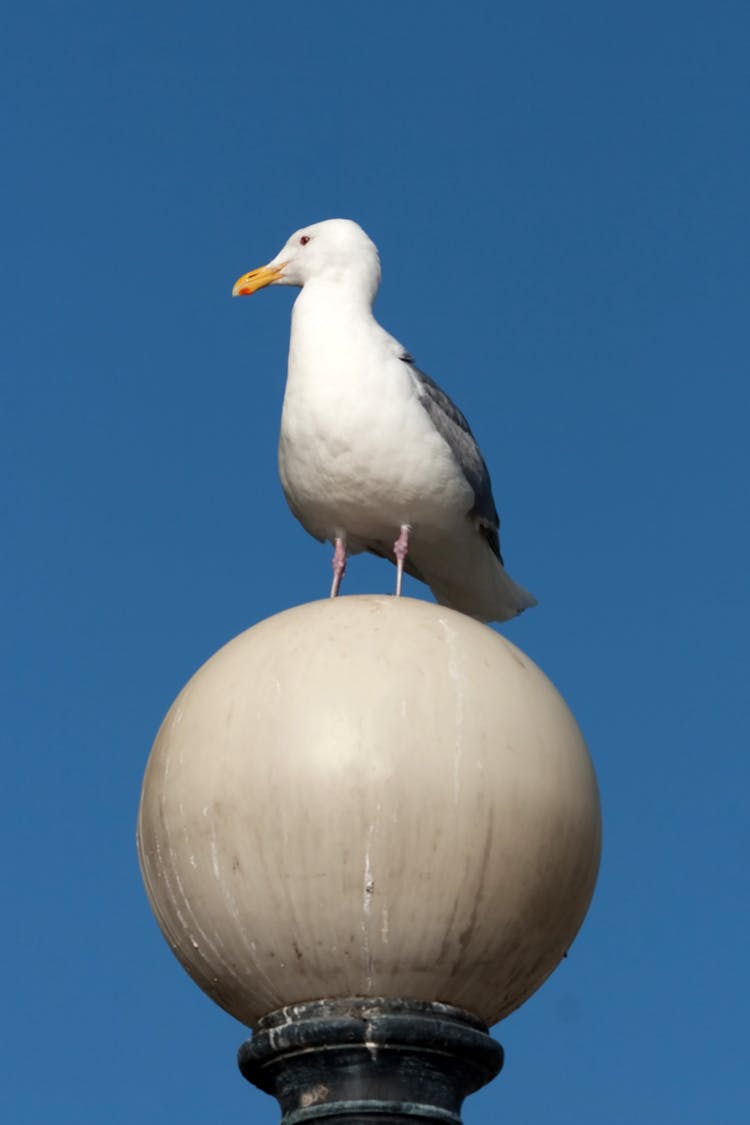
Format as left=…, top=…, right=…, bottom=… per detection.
left=137, top=596, right=601, bottom=1029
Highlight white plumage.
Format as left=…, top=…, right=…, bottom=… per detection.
left=233, top=218, right=536, bottom=623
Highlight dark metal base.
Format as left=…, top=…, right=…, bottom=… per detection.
left=238, top=997, right=503, bottom=1124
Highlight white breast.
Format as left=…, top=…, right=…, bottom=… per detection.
left=277, top=285, right=473, bottom=553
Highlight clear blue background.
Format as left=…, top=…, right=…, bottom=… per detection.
left=3, top=3, right=748, bottom=1122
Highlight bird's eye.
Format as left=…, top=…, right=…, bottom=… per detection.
left=300, top=235, right=311, bottom=246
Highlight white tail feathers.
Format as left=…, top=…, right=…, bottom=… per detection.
left=427, top=559, right=537, bottom=624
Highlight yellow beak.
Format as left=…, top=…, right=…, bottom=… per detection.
left=232, top=262, right=286, bottom=297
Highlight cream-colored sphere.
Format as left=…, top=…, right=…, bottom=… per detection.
left=137, top=596, right=600, bottom=1028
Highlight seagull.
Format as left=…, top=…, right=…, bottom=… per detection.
left=232, top=219, right=536, bottom=623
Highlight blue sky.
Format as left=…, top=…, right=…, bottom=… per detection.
left=3, top=2, right=748, bottom=1121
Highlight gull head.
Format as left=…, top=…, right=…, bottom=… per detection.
left=232, top=218, right=381, bottom=301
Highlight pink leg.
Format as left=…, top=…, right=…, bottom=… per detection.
left=393, top=524, right=410, bottom=597
left=330, top=536, right=347, bottom=598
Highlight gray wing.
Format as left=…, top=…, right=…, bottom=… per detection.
left=400, top=354, right=503, bottom=563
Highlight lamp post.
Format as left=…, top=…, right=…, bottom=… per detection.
left=138, top=596, right=601, bottom=1123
